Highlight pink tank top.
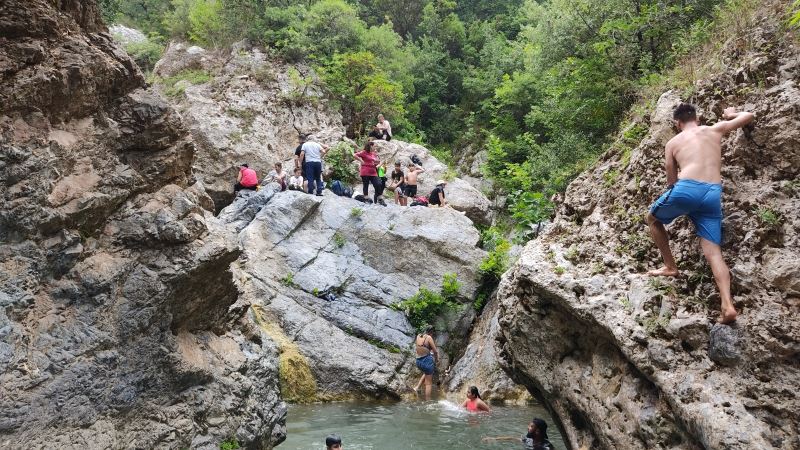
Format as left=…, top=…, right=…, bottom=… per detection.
left=240, top=167, right=258, bottom=187
left=466, top=398, right=479, bottom=412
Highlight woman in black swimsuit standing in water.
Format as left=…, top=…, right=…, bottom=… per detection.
left=413, top=325, right=439, bottom=400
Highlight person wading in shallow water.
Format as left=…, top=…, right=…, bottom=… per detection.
left=462, top=386, right=490, bottom=412
left=412, top=325, right=438, bottom=400
left=645, top=103, right=753, bottom=325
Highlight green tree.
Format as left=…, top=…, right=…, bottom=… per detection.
left=302, top=0, right=366, bottom=58
left=188, top=0, right=226, bottom=47
left=321, top=52, right=406, bottom=137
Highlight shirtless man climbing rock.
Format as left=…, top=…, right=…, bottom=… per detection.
left=646, top=103, right=753, bottom=324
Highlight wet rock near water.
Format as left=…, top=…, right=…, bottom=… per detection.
left=496, top=6, right=800, bottom=450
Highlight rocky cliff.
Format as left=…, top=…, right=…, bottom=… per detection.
left=496, top=6, right=799, bottom=450
left=0, top=1, right=284, bottom=448
left=152, top=41, right=346, bottom=212
left=218, top=187, right=487, bottom=401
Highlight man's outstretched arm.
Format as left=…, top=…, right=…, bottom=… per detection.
left=712, top=107, right=754, bottom=134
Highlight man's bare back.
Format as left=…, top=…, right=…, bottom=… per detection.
left=405, top=166, right=424, bottom=185
left=666, top=107, right=754, bottom=185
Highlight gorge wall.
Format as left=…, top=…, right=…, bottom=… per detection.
left=0, top=1, right=285, bottom=448
left=496, top=5, right=799, bottom=449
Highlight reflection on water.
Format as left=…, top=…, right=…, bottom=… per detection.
left=280, top=400, right=567, bottom=450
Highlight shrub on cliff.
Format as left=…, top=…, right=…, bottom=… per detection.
left=394, top=274, right=462, bottom=331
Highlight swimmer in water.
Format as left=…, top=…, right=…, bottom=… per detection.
left=483, top=417, right=553, bottom=450
left=461, top=386, right=490, bottom=412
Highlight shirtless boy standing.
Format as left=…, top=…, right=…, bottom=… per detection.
left=646, top=103, right=753, bottom=324
left=404, top=164, right=425, bottom=200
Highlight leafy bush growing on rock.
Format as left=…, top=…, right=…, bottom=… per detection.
left=474, top=236, right=511, bottom=311
left=220, top=438, right=240, bottom=450
left=394, top=274, right=463, bottom=331
left=440, top=273, right=461, bottom=302
left=394, top=287, right=455, bottom=331
left=327, top=143, right=359, bottom=184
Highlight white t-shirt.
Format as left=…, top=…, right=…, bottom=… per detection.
left=289, top=175, right=303, bottom=187
left=378, top=120, right=392, bottom=136
left=302, top=141, right=323, bottom=162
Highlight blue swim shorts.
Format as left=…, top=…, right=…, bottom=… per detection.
left=415, top=353, right=434, bottom=375
left=650, top=179, right=723, bottom=245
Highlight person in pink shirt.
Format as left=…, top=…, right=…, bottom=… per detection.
left=353, top=141, right=382, bottom=203
left=234, top=163, right=258, bottom=193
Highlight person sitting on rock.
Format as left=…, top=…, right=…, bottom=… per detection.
left=645, top=103, right=753, bottom=325
left=325, top=434, right=343, bottom=449
left=377, top=161, right=388, bottom=194
left=288, top=167, right=304, bottom=191
left=234, top=163, right=258, bottom=193
left=354, top=141, right=382, bottom=203
left=403, top=164, right=425, bottom=200
left=389, top=161, right=406, bottom=206
left=482, top=418, right=553, bottom=449
left=300, top=135, right=329, bottom=196
left=367, top=125, right=383, bottom=141
left=264, top=162, right=287, bottom=191
left=462, top=386, right=491, bottom=412
left=428, top=180, right=447, bottom=207
left=412, top=325, right=439, bottom=400
left=376, top=113, right=392, bottom=141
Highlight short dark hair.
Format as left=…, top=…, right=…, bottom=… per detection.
left=673, top=103, right=697, bottom=123
left=325, top=434, right=342, bottom=447
left=241, top=163, right=249, bottom=168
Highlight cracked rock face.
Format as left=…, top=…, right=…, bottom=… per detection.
left=0, top=1, right=285, bottom=448
left=218, top=188, right=487, bottom=399
left=153, top=41, right=346, bottom=212
left=497, top=7, right=799, bottom=450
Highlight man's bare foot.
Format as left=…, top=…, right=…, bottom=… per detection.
left=647, top=266, right=679, bottom=277
left=717, top=307, right=738, bottom=324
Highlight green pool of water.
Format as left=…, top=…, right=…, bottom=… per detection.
left=280, top=400, right=567, bottom=450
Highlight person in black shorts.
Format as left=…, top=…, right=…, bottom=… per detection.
left=404, top=163, right=424, bottom=199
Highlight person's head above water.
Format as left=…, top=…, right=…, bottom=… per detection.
left=527, top=418, right=549, bottom=441
left=325, top=434, right=342, bottom=449
left=467, top=386, right=481, bottom=399
left=673, top=103, right=698, bottom=130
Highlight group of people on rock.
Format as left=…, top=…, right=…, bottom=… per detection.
left=232, top=114, right=452, bottom=209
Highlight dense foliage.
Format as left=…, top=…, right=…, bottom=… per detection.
left=394, top=273, right=462, bottom=331
left=103, top=0, right=745, bottom=238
